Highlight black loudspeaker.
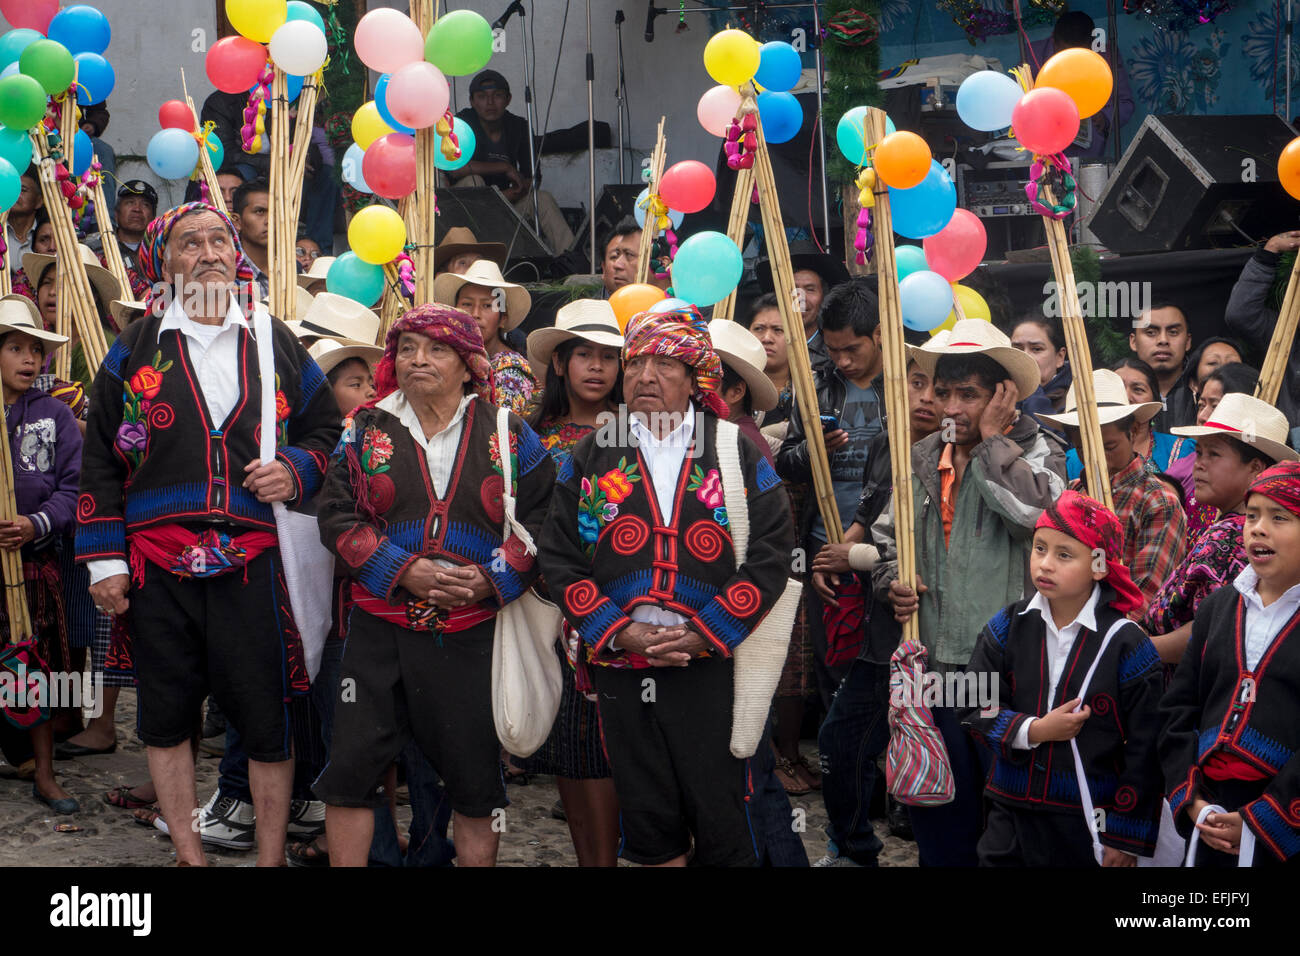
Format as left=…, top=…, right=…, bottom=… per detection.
left=435, top=186, right=550, bottom=259
left=593, top=184, right=644, bottom=240
left=1088, top=114, right=1298, bottom=254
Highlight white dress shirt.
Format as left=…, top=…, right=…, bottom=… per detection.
left=1233, top=566, right=1300, bottom=671
left=1012, top=584, right=1101, bottom=750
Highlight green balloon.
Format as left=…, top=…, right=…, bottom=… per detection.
left=0, top=29, right=42, bottom=72
left=0, top=75, right=48, bottom=132
left=424, top=10, right=492, bottom=77
left=19, top=39, right=75, bottom=96
left=0, top=126, right=33, bottom=171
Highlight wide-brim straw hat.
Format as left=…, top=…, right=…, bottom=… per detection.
left=109, top=298, right=148, bottom=328
left=261, top=287, right=316, bottom=325
left=23, top=244, right=123, bottom=314
left=296, top=256, right=336, bottom=289
left=526, top=299, right=624, bottom=377
left=432, top=259, right=532, bottom=331
left=434, top=226, right=507, bottom=272
left=1172, top=392, right=1299, bottom=463
left=1037, top=368, right=1162, bottom=429
left=0, top=294, right=69, bottom=350
left=906, top=329, right=950, bottom=373
left=308, top=337, right=384, bottom=376
left=708, top=319, right=779, bottom=412
left=909, top=318, right=1042, bottom=399
left=286, top=291, right=380, bottom=345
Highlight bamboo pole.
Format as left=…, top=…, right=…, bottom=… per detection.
left=181, top=69, right=229, bottom=220
left=862, top=108, right=918, bottom=644
left=379, top=262, right=407, bottom=343
left=635, top=118, right=668, bottom=285
left=711, top=158, right=756, bottom=322
left=288, top=76, right=321, bottom=215
left=411, top=0, right=437, bottom=302
left=0, top=213, right=10, bottom=298
left=0, top=395, right=33, bottom=645
left=90, top=161, right=132, bottom=301
left=268, top=68, right=295, bottom=321
left=1257, top=255, right=1300, bottom=405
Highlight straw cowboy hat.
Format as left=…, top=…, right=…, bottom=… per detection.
left=0, top=295, right=69, bottom=349
left=526, top=299, right=624, bottom=377
left=23, top=244, right=122, bottom=314
left=906, top=329, right=950, bottom=371
left=1037, top=369, right=1162, bottom=429
left=109, top=298, right=148, bottom=328
left=1172, top=392, right=1299, bottom=463
left=308, top=337, right=384, bottom=376
left=287, top=291, right=381, bottom=345
left=907, top=318, right=1042, bottom=399
left=261, top=287, right=315, bottom=324
left=432, top=260, right=532, bottom=332
left=709, top=319, right=779, bottom=412
left=296, top=256, right=336, bottom=290
left=434, top=226, right=507, bottom=273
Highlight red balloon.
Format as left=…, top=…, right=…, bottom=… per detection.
left=923, top=209, right=987, bottom=282
left=1010, top=87, right=1080, bottom=156
left=205, top=36, right=269, bottom=96
left=0, top=0, right=58, bottom=33
left=658, top=160, right=716, bottom=214
left=158, top=100, right=196, bottom=132
left=362, top=133, right=417, bottom=200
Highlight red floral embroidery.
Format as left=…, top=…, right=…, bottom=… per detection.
left=366, top=473, right=397, bottom=513
left=720, top=581, right=761, bottom=617
left=337, top=525, right=381, bottom=568
left=129, top=365, right=163, bottom=400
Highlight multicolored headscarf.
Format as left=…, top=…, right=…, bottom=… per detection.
left=622, top=305, right=729, bottom=418
left=138, top=201, right=256, bottom=315
left=1035, top=490, right=1144, bottom=614
left=373, top=303, right=493, bottom=404
left=1248, top=461, right=1300, bottom=517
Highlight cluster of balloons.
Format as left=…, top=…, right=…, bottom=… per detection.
left=893, top=209, right=992, bottom=333
left=696, top=34, right=804, bottom=144
left=206, top=0, right=329, bottom=95
left=321, top=205, right=409, bottom=306
left=148, top=98, right=224, bottom=181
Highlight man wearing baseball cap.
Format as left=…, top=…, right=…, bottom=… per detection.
left=113, top=180, right=159, bottom=300
left=449, top=70, right=576, bottom=254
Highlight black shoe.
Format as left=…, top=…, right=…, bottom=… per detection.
left=201, top=696, right=226, bottom=739
left=33, top=784, right=80, bottom=815
left=54, top=740, right=117, bottom=759
left=886, top=796, right=914, bottom=841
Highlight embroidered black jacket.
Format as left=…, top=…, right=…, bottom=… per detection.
left=75, top=310, right=341, bottom=563
left=960, top=592, right=1165, bottom=857
left=1160, top=585, right=1300, bottom=862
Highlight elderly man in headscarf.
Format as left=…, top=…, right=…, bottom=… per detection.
left=75, top=202, right=341, bottom=866
left=539, top=306, right=795, bottom=866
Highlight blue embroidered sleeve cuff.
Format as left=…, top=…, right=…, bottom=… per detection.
left=277, top=446, right=325, bottom=504
left=583, top=600, right=631, bottom=654
left=483, top=561, right=528, bottom=607
left=689, top=602, right=740, bottom=657
left=357, top=537, right=419, bottom=603
left=1241, top=795, right=1300, bottom=862
left=75, top=520, right=127, bottom=563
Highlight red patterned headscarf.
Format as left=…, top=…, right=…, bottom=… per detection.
left=1035, top=490, right=1144, bottom=614
left=622, top=305, right=729, bottom=418
left=1248, top=461, right=1300, bottom=517
left=373, top=303, right=493, bottom=403
left=138, top=201, right=256, bottom=315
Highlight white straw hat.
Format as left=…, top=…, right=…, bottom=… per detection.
left=910, top=318, right=1042, bottom=399
left=526, top=299, right=624, bottom=377
left=432, top=259, right=532, bottom=331
left=287, top=291, right=380, bottom=345
left=708, top=319, right=779, bottom=412
left=1171, top=392, right=1299, bottom=463
left=0, top=294, right=69, bottom=350
left=261, top=287, right=316, bottom=325
left=1037, top=369, right=1163, bottom=429
left=308, top=337, right=384, bottom=376
left=296, top=256, right=336, bottom=289
left=906, top=329, right=950, bottom=373
left=23, top=243, right=123, bottom=314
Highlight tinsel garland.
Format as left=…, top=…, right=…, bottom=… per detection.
left=1123, top=0, right=1235, bottom=32
left=821, top=0, right=883, bottom=185
left=936, top=0, right=1059, bottom=44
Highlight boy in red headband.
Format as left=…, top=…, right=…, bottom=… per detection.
left=1161, top=461, right=1300, bottom=866
left=960, top=490, right=1164, bottom=865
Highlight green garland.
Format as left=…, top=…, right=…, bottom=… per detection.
left=317, top=0, right=365, bottom=206
left=1072, top=245, right=1129, bottom=366
left=821, top=0, right=883, bottom=185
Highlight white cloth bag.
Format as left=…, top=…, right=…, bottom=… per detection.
left=716, top=419, right=802, bottom=759
left=253, top=307, right=334, bottom=681
left=490, top=406, right=564, bottom=757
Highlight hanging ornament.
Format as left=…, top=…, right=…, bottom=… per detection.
left=1025, top=153, right=1077, bottom=219
left=853, top=167, right=876, bottom=266
left=242, top=65, right=273, bottom=154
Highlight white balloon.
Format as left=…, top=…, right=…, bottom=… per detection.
left=269, top=21, right=328, bottom=77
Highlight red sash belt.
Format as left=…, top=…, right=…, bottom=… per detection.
left=1203, top=751, right=1271, bottom=783
left=350, top=581, right=495, bottom=635
left=128, top=525, right=278, bottom=586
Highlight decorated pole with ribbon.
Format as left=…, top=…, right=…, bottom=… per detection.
left=182, top=70, right=229, bottom=220
left=0, top=215, right=9, bottom=298
left=89, top=159, right=132, bottom=301
left=411, top=0, right=439, bottom=302
left=268, top=66, right=297, bottom=322
left=712, top=103, right=758, bottom=323
left=0, top=391, right=34, bottom=650
left=636, top=118, right=668, bottom=285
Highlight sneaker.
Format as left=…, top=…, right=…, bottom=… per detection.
left=812, top=853, right=863, bottom=867
left=199, top=792, right=255, bottom=851
left=288, top=799, right=326, bottom=838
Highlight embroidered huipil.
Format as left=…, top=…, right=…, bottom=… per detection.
left=1142, top=513, right=1248, bottom=636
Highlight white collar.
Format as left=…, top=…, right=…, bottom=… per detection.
left=157, top=293, right=249, bottom=341
left=378, top=390, right=474, bottom=442
left=1233, top=565, right=1300, bottom=610
left=630, top=402, right=696, bottom=448
left=1020, top=583, right=1101, bottom=634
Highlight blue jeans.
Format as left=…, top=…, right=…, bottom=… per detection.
left=905, top=703, right=989, bottom=867
left=817, top=658, right=892, bottom=865
left=751, top=716, right=810, bottom=867
left=217, top=724, right=315, bottom=802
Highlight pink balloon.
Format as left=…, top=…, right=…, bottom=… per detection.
left=659, top=160, right=716, bottom=214
left=1010, top=87, right=1080, bottom=156
left=386, top=62, right=450, bottom=130
left=205, top=36, right=269, bottom=96
left=922, top=209, right=987, bottom=281
left=363, top=133, right=417, bottom=200
left=354, top=8, right=424, bottom=74
left=1, top=0, right=58, bottom=33
left=697, top=85, right=742, bottom=138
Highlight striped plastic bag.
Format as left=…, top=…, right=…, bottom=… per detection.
left=886, top=639, right=955, bottom=806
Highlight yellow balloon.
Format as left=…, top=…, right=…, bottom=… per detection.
left=226, top=0, right=288, bottom=44
left=941, top=284, right=991, bottom=328
left=349, top=205, right=407, bottom=265
left=703, top=30, right=761, bottom=87
left=352, top=101, right=394, bottom=150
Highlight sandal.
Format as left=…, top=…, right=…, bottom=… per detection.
left=794, top=754, right=822, bottom=790
left=105, top=786, right=154, bottom=810
left=501, top=761, right=531, bottom=786
left=286, top=837, right=330, bottom=868
left=774, top=757, right=811, bottom=795
left=132, top=806, right=168, bottom=833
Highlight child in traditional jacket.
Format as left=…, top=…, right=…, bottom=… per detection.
left=960, top=490, right=1165, bottom=865
left=1161, top=461, right=1300, bottom=867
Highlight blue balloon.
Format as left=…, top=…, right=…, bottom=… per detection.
left=70, top=129, right=94, bottom=177
left=899, top=270, right=954, bottom=332
left=74, top=52, right=114, bottom=105
left=203, top=134, right=225, bottom=174
left=757, top=91, right=802, bottom=145
left=633, top=186, right=683, bottom=230
left=956, top=71, right=1023, bottom=133
left=374, top=74, right=416, bottom=136
left=649, top=297, right=691, bottom=314
left=0, top=157, right=19, bottom=214
left=341, top=142, right=371, bottom=193
left=0, top=63, right=16, bottom=79
left=890, top=160, right=957, bottom=240
left=434, top=118, right=476, bottom=172
left=754, top=41, right=801, bottom=93
left=327, top=252, right=386, bottom=306
left=671, top=231, right=743, bottom=307
left=286, top=0, right=327, bottom=33
left=895, top=245, right=929, bottom=281
left=48, top=5, right=112, bottom=56
left=0, top=29, right=42, bottom=71
left=836, top=106, right=896, bottom=166
left=147, top=128, right=200, bottom=180
left=0, top=125, right=32, bottom=170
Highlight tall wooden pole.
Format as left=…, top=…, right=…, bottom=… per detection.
left=182, top=69, right=230, bottom=220
left=1258, top=255, right=1300, bottom=406
left=0, top=213, right=10, bottom=298
left=268, top=67, right=294, bottom=321
left=712, top=160, right=756, bottom=323
left=635, top=118, right=667, bottom=285
left=411, top=0, right=438, bottom=302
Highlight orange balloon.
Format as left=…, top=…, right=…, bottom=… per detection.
left=1281, top=138, right=1300, bottom=201
left=1036, top=48, right=1113, bottom=119
left=609, top=283, right=666, bottom=332
left=873, top=131, right=931, bottom=189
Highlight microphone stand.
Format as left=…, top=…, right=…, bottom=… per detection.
left=615, top=9, right=629, bottom=183
left=496, top=1, right=542, bottom=237
left=586, top=0, right=597, bottom=266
